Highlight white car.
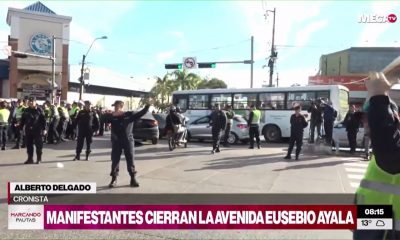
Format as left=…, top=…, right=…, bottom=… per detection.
left=187, top=115, right=250, bottom=144
left=332, top=122, right=366, bottom=150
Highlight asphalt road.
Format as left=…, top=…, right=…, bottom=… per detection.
left=0, top=134, right=368, bottom=240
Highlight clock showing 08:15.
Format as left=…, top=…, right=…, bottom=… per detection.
left=30, top=33, right=52, bottom=54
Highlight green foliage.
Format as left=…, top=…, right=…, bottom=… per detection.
left=140, top=73, right=227, bottom=110
left=198, top=78, right=227, bottom=89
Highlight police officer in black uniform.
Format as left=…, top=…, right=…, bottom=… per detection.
left=104, top=100, right=150, bottom=188
left=73, top=101, right=99, bottom=161
left=343, top=105, right=360, bottom=154
left=284, top=104, right=308, bottom=160
left=20, top=96, right=46, bottom=164
left=209, top=104, right=227, bottom=154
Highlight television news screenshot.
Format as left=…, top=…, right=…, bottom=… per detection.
left=1, top=0, right=400, bottom=240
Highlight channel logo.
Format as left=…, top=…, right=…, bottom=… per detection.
left=358, top=13, right=397, bottom=23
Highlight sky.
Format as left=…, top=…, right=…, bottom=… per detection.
left=1, top=0, right=400, bottom=91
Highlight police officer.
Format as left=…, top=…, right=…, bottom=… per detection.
left=104, top=100, right=150, bottom=188
left=284, top=104, right=308, bottom=160
left=248, top=104, right=261, bottom=149
left=11, top=98, right=28, bottom=149
left=44, top=101, right=60, bottom=144
left=343, top=105, right=360, bottom=154
left=223, top=104, right=235, bottom=147
left=73, top=101, right=99, bottom=161
left=322, top=100, right=337, bottom=145
left=67, top=102, right=80, bottom=140
left=307, top=101, right=323, bottom=143
left=20, top=96, right=46, bottom=164
left=210, top=104, right=227, bottom=154
left=353, top=72, right=400, bottom=239
left=0, top=101, right=10, bottom=150
left=57, top=101, right=69, bottom=141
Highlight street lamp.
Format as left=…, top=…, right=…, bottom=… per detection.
left=79, top=36, right=107, bottom=100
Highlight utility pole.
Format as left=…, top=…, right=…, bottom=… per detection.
left=79, top=36, right=107, bottom=101
left=267, top=8, right=277, bottom=87
left=79, top=54, right=86, bottom=101
left=276, top=72, right=279, bottom=87
left=250, top=36, right=254, bottom=88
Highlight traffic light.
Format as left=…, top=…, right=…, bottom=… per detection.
left=198, top=63, right=216, bottom=68
left=56, top=89, right=62, bottom=96
left=165, top=64, right=182, bottom=69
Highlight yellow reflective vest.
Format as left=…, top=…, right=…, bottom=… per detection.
left=356, top=155, right=400, bottom=233
left=0, top=108, right=10, bottom=124
left=251, top=109, right=261, bottom=124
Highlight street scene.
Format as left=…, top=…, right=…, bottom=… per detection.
left=0, top=134, right=367, bottom=239
left=0, top=0, right=400, bottom=240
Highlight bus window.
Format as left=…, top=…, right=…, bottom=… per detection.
left=316, top=91, right=330, bottom=100
left=233, top=93, right=257, bottom=109
left=211, top=94, right=232, bottom=108
left=177, top=99, right=187, bottom=111
left=189, top=94, right=209, bottom=109
left=173, top=95, right=188, bottom=111
left=287, top=92, right=315, bottom=109
left=259, top=92, right=285, bottom=110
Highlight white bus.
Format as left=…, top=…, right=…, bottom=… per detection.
left=172, top=85, right=349, bottom=142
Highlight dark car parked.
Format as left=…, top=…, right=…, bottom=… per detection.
left=153, top=113, right=167, bottom=139
left=133, top=112, right=159, bottom=144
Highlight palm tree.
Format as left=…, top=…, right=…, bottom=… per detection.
left=153, top=74, right=173, bottom=105
left=172, top=69, right=201, bottom=90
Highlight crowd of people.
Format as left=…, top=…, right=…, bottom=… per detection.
left=0, top=97, right=109, bottom=152
left=0, top=96, right=147, bottom=188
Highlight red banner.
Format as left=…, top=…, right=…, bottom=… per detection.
left=43, top=205, right=356, bottom=230
left=308, top=76, right=367, bottom=91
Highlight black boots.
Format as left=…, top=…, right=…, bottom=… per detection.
left=284, top=155, right=291, bottom=160
left=36, top=153, right=42, bottom=164
left=85, top=150, right=91, bottom=161
left=130, top=173, right=139, bottom=188
left=73, top=150, right=90, bottom=161
left=24, top=156, right=34, bottom=164
left=73, top=154, right=80, bottom=161
left=108, top=176, right=117, bottom=188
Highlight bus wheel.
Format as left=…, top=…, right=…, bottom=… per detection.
left=264, top=125, right=281, bottom=143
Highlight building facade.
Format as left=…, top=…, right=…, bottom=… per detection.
left=309, top=47, right=400, bottom=105
left=4, top=1, right=71, bottom=100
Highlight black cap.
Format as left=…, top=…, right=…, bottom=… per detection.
left=112, top=100, right=124, bottom=107
left=84, top=100, right=91, bottom=105
left=28, top=96, right=36, bottom=101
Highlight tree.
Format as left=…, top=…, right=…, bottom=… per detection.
left=172, top=69, right=202, bottom=90
left=140, top=73, right=178, bottom=111
left=153, top=74, right=173, bottom=105
left=197, top=78, right=227, bottom=89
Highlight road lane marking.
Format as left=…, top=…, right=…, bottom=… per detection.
left=345, top=168, right=366, bottom=173
left=344, top=162, right=368, bottom=168
left=348, top=174, right=363, bottom=180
